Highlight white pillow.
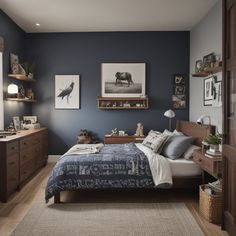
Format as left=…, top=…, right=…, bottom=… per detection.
left=163, top=129, right=183, bottom=136
left=183, top=145, right=200, bottom=160
left=142, top=130, right=168, bottom=153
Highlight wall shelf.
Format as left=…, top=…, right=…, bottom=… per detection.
left=192, top=66, right=222, bottom=78
left=6, top=98, right=37, bottom=103
left=8, top=74, right=36, bottom=82
left=98, top=97, right=149, bottom=110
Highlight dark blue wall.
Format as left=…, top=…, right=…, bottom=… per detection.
left=0, top=10, right=32, bottom=126
left=26, top=32, right=190, bottom=154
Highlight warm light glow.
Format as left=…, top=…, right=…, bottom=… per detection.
left=36, top=23, right=40, bottom=27
left=7, top=83, right=18, bottom=94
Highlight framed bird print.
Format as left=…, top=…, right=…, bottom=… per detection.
left=55, top=75, right=80, bottom=109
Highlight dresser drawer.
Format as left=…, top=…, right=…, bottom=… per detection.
left=20, top=160, right=35, bottom=182
left=7, top=141, right=19, bottom=155
left=7, top=173, right=19, bottom=195
left=20, top=137, right=33, bottom=150
left=193, top=153, right=213, bottom=173
left=7, top=154, right=19, bottom=172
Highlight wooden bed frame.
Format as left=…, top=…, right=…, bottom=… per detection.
left=54, top=120, right=214, bottom=203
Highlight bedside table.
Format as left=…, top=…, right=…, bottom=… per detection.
left=193, top=149, right=222, bottom=183
left=104, top=135, right=145, bottom=144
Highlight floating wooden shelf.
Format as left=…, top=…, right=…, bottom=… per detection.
left=6, top=98, right=37, bottom=103
left=8, top=74, right=36, bottom=82
left=192, top=66, right=222, bottom=78
left=98, top=97, right=149, bottom=110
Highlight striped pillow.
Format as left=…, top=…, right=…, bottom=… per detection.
left=142, top=130, right=169, bottom=153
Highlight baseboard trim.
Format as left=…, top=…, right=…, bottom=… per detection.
left=48, top=155, right=60, bottom=162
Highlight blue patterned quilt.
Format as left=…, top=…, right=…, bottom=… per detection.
left=45, top=143, right=155, bottom=202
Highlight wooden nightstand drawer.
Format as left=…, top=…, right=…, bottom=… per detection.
left=193, top=150, right=222, bottom=179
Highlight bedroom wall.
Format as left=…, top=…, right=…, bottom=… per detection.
left=0, top=10, right=32, bottom=127
left=26, top=32, right=190, bottom=154
left=190, top=0, right=222, bottom=132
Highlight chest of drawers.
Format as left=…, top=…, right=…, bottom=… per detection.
left=0, top=128, right=48, bottom=202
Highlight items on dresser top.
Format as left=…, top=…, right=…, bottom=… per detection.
left=0, top=128, right=48, bottom=202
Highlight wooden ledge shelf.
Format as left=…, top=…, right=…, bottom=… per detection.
left=192, top=66, right=222, bottom=78
left=6, top=98, right=37, bottom=103
left=8, top=74, right=36, bottom=82
left=98, top=97, right=149, bottom=110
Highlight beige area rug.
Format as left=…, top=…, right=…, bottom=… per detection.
left=12, top=202, right=204, bottom=236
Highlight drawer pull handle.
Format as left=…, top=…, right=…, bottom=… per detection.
left=11, top=146, right=15, bottom=150
left=9, top=177, right=16, bottom=181
left=198, top=158, right=202, bottom=162
left=9, top=162, right=15, bottom=166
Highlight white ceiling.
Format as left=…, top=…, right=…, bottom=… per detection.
left=0, top=0, right=218, bottom=33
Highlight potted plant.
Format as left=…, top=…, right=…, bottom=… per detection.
left=205, top=133, right=222, bottom=153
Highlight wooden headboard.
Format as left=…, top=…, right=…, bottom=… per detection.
left=176, top=120, right=215, bottom=146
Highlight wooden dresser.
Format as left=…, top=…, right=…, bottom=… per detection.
left=104, top=135, right=145, bottom=144
left=0, top=128, right=48, bottom=202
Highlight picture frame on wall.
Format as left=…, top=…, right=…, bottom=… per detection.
left=172, top=74, right=186, bottom=109
left=101, top=63, right=146, bottom=97
left=55, top=75, right=80, bottom=109
left=203, top=76, right=214, bottom=106
left=212, top=81, right=222, bottom=107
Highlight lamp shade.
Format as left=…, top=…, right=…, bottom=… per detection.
left=164, top=109, right=175, bottom=118
left=196, top=115, right=203, bottom=124
left=196, top=115, right=211, bottom=125
left=7, top=83, right=18, bottom=94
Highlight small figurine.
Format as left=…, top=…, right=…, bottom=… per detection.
left=135, top=122, right=144, bottom=136
left=111, top=128, right=118, bottom=136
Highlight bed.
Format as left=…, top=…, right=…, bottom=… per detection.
left=45, top=120, right=214, bottom=203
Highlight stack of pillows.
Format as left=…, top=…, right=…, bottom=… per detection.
left=142, top=129, right=200, bottom=160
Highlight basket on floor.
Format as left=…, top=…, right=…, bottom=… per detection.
left=199, top=184, right=222, bottom=224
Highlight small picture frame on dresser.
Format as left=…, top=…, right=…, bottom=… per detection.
left=12, top=116, right=20, bottom=131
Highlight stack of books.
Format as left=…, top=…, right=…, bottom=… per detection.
left=205, top=149, right=222, bottom=158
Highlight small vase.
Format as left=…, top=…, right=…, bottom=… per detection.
left=209, top=144, right=219, bottom=153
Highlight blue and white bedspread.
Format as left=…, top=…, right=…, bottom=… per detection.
left=45, top=143, right=156, bottom=202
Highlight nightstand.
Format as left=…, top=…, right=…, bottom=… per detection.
left=104, top=135, right=145, bottom=144
left=193, top=149, right=222, bottom=183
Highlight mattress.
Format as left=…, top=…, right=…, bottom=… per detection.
left=166, top=158, right=201, bottom=177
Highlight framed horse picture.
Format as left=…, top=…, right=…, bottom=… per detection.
left=101, top=63, right=146, bottom=97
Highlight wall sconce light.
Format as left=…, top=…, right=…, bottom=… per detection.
left=7, top=83, right=18, bottom=94
left=164, top=109, right=175, bottom=131
left=196, top=115, right=211, bottom=126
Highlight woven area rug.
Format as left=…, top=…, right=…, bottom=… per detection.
left=12, top=202, right=204, bottom=236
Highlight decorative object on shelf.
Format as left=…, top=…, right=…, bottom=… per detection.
left=10, top=53, right=20, bottom=74
left=12, top=116, right=20, bottom=131
left=101, top=63, right=146, bottom=97
left=23, top=116, right=37, bottom=124
left=203, top=53, right=216, bottom=70
left=26, top=88, right=34, bottom=100
left=164, top=109, right=175, bottom=131
left=172, top=74, right=186, bottom=109
left=111, top=128, right=119, bottom=136
left=196, top=115, right=211, bottom=125
left=7, top=83, right=18, bottom=94
left=204, top=76, right=214, bottom=106
left=18, top=85, right=25, bottom=98
left=195, top=60, right=203, bottom=73
left=135, top=122, right=144, bottom=136
left=55, top=75, right=80, bottom=109
left=97, top=97, right=149, bottom=110
left=21, top=61, right=35, bottom=79
left=118, top=130, right=126, bottom=136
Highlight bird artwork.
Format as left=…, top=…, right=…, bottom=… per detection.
left=57, top=82, right=74, bottom=103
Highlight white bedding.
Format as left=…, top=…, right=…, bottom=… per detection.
left=135, top=143, right=173, bottom=187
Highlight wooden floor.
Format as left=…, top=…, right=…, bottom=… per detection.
left=0, top=163, right=228, bottom=236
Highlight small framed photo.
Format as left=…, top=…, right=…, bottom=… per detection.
left=203, top=77, right=214, bottom=106
left=172, top=74, right=186, bottom=109
left=203, top=53, right=216, bottom=64
left=12, top=116, right=20, bottom=130
left=212, top=81, right=222, bottom=107
left=23, top=116, right=37, bottom=124
left=195, top=60, right=203, bottom=73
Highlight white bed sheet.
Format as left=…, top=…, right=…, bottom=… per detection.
left=167, top=158, right=201, bottom=177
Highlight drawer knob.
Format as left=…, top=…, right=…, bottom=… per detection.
left=11, top=146, right=15, bottom=150
left=9, top=161, right=15, bottom=166
left=198, top=158, right=202, bottom=162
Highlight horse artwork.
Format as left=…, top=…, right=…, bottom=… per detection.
left=101, top=63, right=146, bottom=97
left=115, top=72, right=134, bottom=87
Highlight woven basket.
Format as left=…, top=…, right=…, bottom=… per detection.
left=199, top=185, right=222, bottom=224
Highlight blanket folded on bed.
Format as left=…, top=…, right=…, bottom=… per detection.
left=45, top=143, right=172, bottom=203
left=61, top=143, right=104, bottom=157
